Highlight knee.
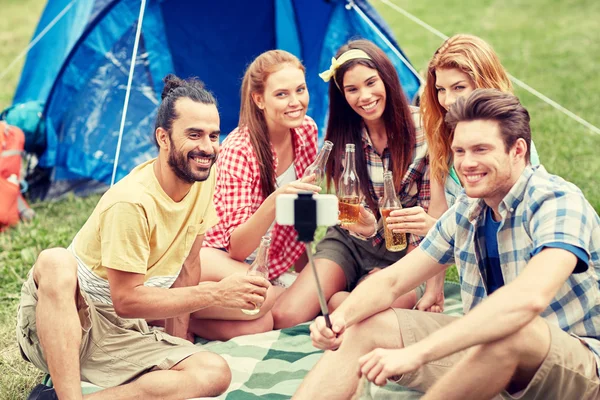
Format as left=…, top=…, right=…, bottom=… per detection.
left=327, top=291, right=349, bottom=312
left=272, top=300, right=305, bottom=330
left=469, top=320, right=546, bottom=366
left=225, top=314, right=274, bottom=340
left=503, top=318, right=550, bottom=360
left=248, top=313, right=274, bottom=334
left=340, top=310, right=400, bottom=352
left=189, top=352, right=232, bottom=396
left=34, top=248, right=78, bottom=294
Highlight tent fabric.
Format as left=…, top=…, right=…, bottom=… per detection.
left=13, top=0, right=421, bottom=200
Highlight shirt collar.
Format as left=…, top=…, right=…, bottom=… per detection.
left=466, top=164, right=540, bottom=223
left=291, top=122, right=308, bottom=150
left=361, top=126, right=373, bottom=150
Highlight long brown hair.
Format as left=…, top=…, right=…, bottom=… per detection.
left=239, top=50, right=305, bottom=198
left=421, top=34, right=512, bottom=183
left=324, top=39, right=416, bottom=212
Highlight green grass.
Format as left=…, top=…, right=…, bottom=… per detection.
left=0, top=0, right=598, bottom=398
left=372, top=0, right=600, bottom=211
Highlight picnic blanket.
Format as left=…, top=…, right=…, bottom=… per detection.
left=48, top=282, right=463, bottom=399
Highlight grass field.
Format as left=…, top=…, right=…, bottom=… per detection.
left=1, top=0, right=599, bottom=398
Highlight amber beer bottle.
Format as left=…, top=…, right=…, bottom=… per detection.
left=241, top=236, right=271, bottom=315
left=338, top=144, right=360, bottom=224
left=380, top=171, right=407, bottom=252
left=303, top=140, right=333, bottom=187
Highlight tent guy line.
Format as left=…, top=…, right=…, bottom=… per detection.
left=2, top=0, right=598, bottom=136
left=379, top=0, right=600, bottom=136
left=349, top=1, right=424, bottom=84
left=0, top=0, right=77, bottom=82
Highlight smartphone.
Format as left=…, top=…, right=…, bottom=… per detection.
left=276, top=193, right=338, bottom=227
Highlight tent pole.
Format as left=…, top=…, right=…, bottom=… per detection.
left=111, top=0, right=148, bottom=187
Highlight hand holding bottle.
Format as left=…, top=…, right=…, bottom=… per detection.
left=385, top=206, right=436, bottom=237
left=241, top=236, right=272, bottom=315
left=274, top=174, right=322, bottom=197
left=214, top=274, right=270, bottom=310
left=339, top=204, right=377, bottom=237
left=380, top=171, right=407, bottom=251
left=303, top=140, right=333, bottom=187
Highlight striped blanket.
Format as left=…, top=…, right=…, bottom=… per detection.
left=52, top=282, right=463, bottom=399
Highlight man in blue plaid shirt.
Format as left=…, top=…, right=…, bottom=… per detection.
left=296, top=89, right=599, bottom=400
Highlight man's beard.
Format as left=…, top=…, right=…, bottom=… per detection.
left=167, top=146, right=216, bottom=184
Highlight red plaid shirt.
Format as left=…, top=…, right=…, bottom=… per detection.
left=203, top=116, right=318, bottom=279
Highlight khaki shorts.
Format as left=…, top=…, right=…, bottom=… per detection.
left=392, top=309, right=600, bottom=399
left=16, top=270, right=204, bottom=388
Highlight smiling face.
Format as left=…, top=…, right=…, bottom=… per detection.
left=253, top=64, right=308, bottom=135
left=164, top=97, right=220, bottom=183
left=435, top=68, right=477, bottom=111
left=452, top=119, right=526, bottom=209
left=342, top=64, right=387, bottom=123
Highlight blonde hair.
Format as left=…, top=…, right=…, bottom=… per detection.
left=421, top=34, right=513, bottom=183
left=239, top=50, right=305, bottom=198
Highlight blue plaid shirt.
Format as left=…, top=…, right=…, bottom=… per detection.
left=421, top=165, right=600, bottom=373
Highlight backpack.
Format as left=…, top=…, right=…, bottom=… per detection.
left=0, top=121, right=34, bottom=231
left=0, top=101, right=46, bottom=155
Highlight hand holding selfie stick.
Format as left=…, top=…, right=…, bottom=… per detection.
left=293, top=193, right=333, bottom=330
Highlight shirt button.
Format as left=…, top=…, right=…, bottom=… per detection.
left=509, top=208, right=514, bottom=212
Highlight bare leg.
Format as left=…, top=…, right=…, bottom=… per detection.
left=186, top=248, right=283, bottom=340
left=329, top=289, right=417, bottom=312
left=423, top=318, right=551, bottom=400
left=293, top=309, right=403, bottom=399
left=294, top=252, right=309, bottom=273
left=189, top=285, right=285, bottom=340
left=85, top=352, right=231, bottom=399
left=272, top=258, right=347, bottom=329
left=34, top=248, right=86, bottom=400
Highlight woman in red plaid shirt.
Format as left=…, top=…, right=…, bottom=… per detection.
left=197, top=50, right=321, bottom=338
left=273, top=40, right=447, bottom=329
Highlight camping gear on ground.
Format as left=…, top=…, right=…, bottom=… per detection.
left=0, top=122, right=34, bottom=231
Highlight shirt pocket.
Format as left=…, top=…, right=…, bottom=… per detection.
left=184, top=222, right=204, bottom=260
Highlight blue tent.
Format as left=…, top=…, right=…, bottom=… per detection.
left=12, top=0, right=421, bottom=200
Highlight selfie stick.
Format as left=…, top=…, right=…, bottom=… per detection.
left=294, top=193, right=333, bottom=330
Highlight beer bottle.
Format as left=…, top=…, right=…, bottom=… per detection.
left=303, top=140, right=333, bottom=187
left=338, top=144, right=360, bottom=225
left=241, top=236, right=271, bottom=315
left=380, top=171, right=407, bottom=251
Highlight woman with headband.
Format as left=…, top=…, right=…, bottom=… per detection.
left=194, top=50, right=321, bottom=340
left=272, top=39, right=445, bottom=329
left=416, top=34, right=541, bottom=218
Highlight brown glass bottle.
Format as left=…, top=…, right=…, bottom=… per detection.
left=380, top=171, right=407, bottom=252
